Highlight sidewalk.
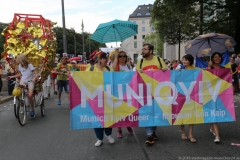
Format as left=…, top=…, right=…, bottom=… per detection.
left=0, top=91, right=14, bottom=104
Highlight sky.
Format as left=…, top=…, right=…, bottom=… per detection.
left=0, top=0, right=155, bottom=47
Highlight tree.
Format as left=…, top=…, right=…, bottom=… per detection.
left=0, top=22, right=9, bottom=59
left=151, top=0, right=240, bottom=53
left=151, top=0, right=199, bottom=45
left=200, top=0, right=240, bottom=52
left=144, top=33, right=164, bottom=57
left=52, top=27, right=106, bottom=59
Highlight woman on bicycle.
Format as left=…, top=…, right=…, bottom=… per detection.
left=8, top=54, right=39, bottom=118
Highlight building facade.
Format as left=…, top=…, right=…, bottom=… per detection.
left=121, top=4, right=186, bottom=62
left=121, top=4, right=153, bottom=63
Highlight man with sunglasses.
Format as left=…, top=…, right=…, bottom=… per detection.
left=55, top=55, right=70, bottom=105
left=136, top=43, right=167, bottom=145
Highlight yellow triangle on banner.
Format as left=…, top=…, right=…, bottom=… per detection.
left=138, top=71, right=172, bottom=125
left=138, top=72, right=171, bottom=99
left=103, top=92, right=138, bottom=127
left=71, top=72, right=104, bottom=93
left=173, top=99, right=204, bottom=125
left=202, top=70, right=232, bottom=104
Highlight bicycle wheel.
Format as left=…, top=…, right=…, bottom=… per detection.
left=17, top=100, right=27, bottom=126
left=14, top=96, right=19, bottom=118
left=40, top=94, right=45, bottom=117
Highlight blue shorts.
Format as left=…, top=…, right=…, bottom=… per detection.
left=57, top=80, right=69, bottom=93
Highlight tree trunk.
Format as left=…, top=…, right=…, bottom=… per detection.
left=235, top=18, right=240, bottom=53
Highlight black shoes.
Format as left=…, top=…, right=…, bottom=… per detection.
left=145, top=135, right=154, bottom=145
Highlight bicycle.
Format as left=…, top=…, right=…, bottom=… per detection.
left=16, top=84, right=29, bottom=126
left=11, top=80, right=28, bottom=119
left=16, top=81, right=45, bottom=126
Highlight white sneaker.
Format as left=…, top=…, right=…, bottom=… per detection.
left=95, top=140, right=102, bottom=147
left=210, top=128, right=216, bottom=136
left=214, top=137, right=220, bottom=143
left=106, top=135, right=114, bottom=144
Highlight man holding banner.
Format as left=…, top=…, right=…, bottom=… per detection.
left=136, top=43, right=167, bottom=145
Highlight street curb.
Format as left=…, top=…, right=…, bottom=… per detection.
left=0, top=96, right=14, bottom=104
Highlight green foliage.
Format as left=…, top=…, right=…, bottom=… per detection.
left=151, top=0, right=199, bottom=45
left=151, top=0, right=240, bottom=52
left=201, top=0, right=240, bottom=52
left=53, top=27, right=106, bottom=59
left=0, top=22, right=9, bottom=58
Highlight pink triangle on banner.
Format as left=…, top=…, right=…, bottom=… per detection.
left=172, top=92, right=186, bottom=124
left=218, top=87, right=236, bottom=120
left=122, top=72, right=152, bottom=109
left=190, top=70, right=202, bottom=104
left=144, top=70, right=170, bottom=82
left=87, top=91, right=105, bottom=126
left=206, top=69, right=231, bottom=82
left=70, top=76, right=81, bottom=110
left=110, top=110, right=139, bottom=128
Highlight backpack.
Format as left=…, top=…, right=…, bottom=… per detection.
left=126, top=64, right=131, bottom=70
left=90, top=65, right=110, bottom=71
left=140, top=57, right=162, bottom=69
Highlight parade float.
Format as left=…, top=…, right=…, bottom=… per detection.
left=1, top=13, right=57, bottom=92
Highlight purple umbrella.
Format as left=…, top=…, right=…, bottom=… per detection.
left=185, top=33, right=236, bottom=56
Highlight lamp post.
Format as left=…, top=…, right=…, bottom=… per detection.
left=74, top=35, right=76, bottom=56
left=156, top=36, right=158, bottom=56
left=81, top=20, right=84, bottom=54
left=61, top=0, right=67, bottom=55
left=89, top=33, right=91, bottom=55
left=178, top=21, right=181, bottom=61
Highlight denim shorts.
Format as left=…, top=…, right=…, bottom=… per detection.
left=57, top=80, right=69, bottom=93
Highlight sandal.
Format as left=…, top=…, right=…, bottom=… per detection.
left=181, top=134, right=188, bottom=140
left=188, top=135, right=196, bottom=143
left=210, top=128, right=216, bottom=136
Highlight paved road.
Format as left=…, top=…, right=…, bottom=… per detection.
left=0, top=93, right=240, bottom=160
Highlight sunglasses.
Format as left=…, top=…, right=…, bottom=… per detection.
left=119, top=55, right=127, bottom=58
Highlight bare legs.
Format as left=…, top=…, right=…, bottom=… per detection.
left=181, top=124, right=196, bottom=142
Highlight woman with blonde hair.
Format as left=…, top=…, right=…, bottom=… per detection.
left=8, top=54, right=39, bottom=118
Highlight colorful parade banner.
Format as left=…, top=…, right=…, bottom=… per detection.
left=70, top=69, right=235, bottom=130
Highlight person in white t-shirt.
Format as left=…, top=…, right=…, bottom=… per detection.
left=112, top=49, right=133, bottom=138
left=8, top=54, right=39, bottom=118
left=112, top=49, right=132, bottom=72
